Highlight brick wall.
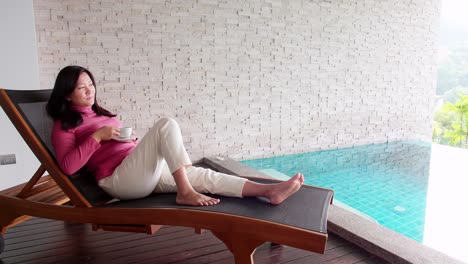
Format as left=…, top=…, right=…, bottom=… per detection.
left=33, top=0, right=440, bottom=161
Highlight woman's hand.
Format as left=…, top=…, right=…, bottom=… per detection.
left=91, top=126, right=120, bottom=142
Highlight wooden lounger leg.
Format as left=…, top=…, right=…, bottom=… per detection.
left=212, top=231, right=264, bottom=264
left=0, top=208, right=21, bottom=235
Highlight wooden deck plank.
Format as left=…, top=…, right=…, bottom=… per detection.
left=1, top=217, right=389, bottom=264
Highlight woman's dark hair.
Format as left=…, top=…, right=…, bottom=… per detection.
left=46, top=65, right=115, bottom=130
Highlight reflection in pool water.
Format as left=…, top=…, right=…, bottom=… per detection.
left=241, top=140, right=468, bottom=262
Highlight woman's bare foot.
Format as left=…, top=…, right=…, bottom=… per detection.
left=267, top=173, right=304, bottom=205
left=176, top=190, right=220, bottom=206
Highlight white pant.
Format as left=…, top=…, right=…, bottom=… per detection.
left=98, top=117, right=247, bottom=200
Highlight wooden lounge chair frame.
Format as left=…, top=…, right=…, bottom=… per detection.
left=0, top=88, right=334, bottom=263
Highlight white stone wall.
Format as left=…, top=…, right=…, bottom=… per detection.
left=33, top=0, right=439, bottom=161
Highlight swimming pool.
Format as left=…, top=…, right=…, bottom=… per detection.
left=241, top=141, right=433, bottom=242
left=241, top=141, right=468, bottom=262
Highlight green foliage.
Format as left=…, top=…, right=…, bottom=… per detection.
left=433, top=93, right=468, bottom=148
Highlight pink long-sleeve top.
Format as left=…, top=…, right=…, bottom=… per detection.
left=51, top=105, right=137, bottom=181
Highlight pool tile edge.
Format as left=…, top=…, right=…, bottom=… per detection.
left=328, top=205, right=463, bottom=264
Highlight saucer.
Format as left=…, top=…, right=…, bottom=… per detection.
left=114, top=136, right=137, bottom=142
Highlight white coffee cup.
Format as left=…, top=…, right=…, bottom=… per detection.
left=119, top=127, right=133, bottom=139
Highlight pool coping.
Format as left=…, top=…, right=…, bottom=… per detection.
left=203, top=155, right=464, bottom=264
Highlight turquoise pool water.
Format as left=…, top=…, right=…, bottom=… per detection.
left=241, top=140, right=431, bottom=242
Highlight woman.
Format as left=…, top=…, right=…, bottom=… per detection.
left=47, top=65, right=304, bottom=206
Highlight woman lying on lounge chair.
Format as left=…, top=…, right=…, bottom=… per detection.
left=46, top=65, right=304, bottom=206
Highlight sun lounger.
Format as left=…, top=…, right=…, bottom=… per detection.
left=0, top=88, right=334, bottom=264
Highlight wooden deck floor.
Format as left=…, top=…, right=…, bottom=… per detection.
left=1, top=217, right=388, bottom=264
